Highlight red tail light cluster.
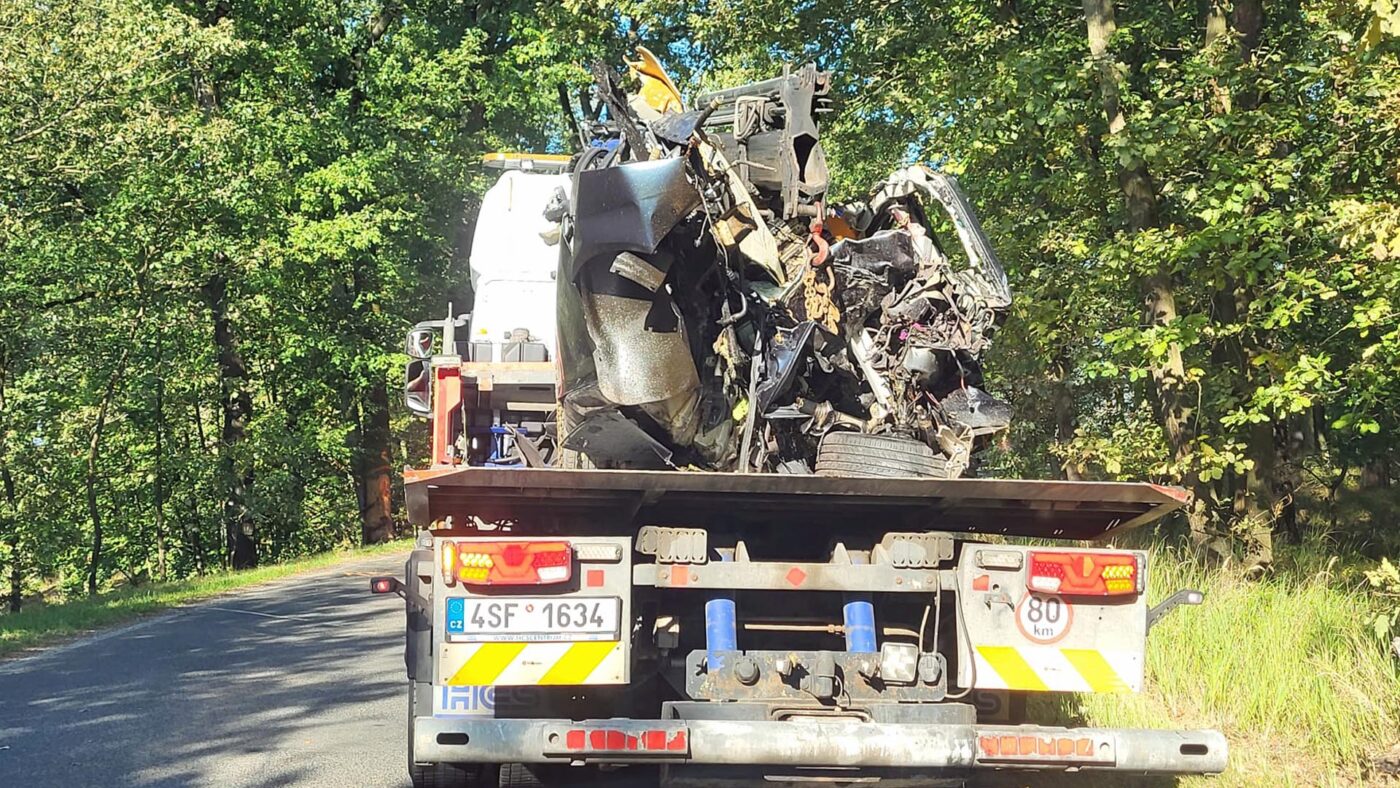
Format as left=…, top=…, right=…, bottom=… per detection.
left=440, top=540, right=573, bottom=586
left=1027, top=551, right=1140, bottom=596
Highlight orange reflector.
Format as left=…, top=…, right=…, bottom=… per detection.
left=977, top=730, right=1113, bottom=764
left=1027, top=550, right=1140, bottom=596
left=440, top=544, right=459, bottom=586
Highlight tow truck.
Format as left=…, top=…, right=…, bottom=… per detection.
left=372, top=152, right=1228, bottom=786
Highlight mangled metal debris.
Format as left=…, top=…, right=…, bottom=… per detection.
left=552, top=49, right=1012, bottom=479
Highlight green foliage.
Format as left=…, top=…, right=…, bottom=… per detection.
left=1365, top=557, right=1400, bottom=641
left=625, top=0, right=1400, bottom=560
left=0, top=0, right=626, bottom=602
left=2, top=0, right=1398, bottom=624
left=1, top=3, right=1398, bottom=776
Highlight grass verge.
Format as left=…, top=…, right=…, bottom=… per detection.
left=1030, top=545, right=1400, bottom=787
left=0, top=538, right=412, bottom=658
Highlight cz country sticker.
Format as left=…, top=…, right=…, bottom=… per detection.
left=1015, top=593, right=1073, bottom=644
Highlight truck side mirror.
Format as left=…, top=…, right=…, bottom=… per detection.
left=404, top=359, right=431, bottom=418
left=406, top=328, right=436, bottom=359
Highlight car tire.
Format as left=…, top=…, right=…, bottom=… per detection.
left=555, top=406, right=598, bottom=470
left=408, top=682, right=497, bottom=788
left=814, top=431, right=949, bottom=478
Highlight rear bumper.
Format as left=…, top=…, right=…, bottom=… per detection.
left=414, top=716, right=1227, bottom=775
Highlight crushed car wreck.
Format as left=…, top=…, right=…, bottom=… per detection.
left=386, top=51, right=1229, bottom=788
left=553, top=50, right=1014, bottom=478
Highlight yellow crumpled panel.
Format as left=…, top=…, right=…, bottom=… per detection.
left=626, top=45, right=684, bottom=115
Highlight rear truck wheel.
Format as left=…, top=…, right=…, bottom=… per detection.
left=408, top=682, right=497, bottom=788
left=815, top=431, right=949, bottom=478
left=500, top=763, right=652, bottom=787
left=498, top=763, right=552, bottom=787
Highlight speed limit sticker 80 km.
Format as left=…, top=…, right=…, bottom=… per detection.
left=1016, top=593, right=1073, bottom=643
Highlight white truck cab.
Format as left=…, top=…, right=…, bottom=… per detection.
left=465, top=165, right=568, bottom=373
left=402, top=155, right=570, bottom=466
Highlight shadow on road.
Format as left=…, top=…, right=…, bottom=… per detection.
left=0, top=557, right=411, bottom=788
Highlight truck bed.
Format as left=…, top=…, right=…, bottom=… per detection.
left=404, top=467, right=1188, bottom=540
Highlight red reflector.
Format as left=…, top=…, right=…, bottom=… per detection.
left=533, top=549, right=571, bottom=567
left=454, top=541, right=573, bottom=586
left=370, top=577, right=395, bottom=594
left=1027, top=551, right=1139, bottom=596
left=562, top=727, right=688, bottom=754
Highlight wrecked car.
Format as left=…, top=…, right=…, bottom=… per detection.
left=551, top=50, right=1013, bottom=479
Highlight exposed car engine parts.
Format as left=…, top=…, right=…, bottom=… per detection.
left=552, top=49, right=1012, bottom=478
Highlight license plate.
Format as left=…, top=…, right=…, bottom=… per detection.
left=445, top=596, right=621, bottom=642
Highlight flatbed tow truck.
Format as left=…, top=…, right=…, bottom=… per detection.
left=372, top=97, right=1228, bottom=784
left=380, top=460, right=1227, bottom=786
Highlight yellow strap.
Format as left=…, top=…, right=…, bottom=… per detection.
left=448, top=642, right=527, bottom=686
left=538, top=641, right=619, bottom=685
left=1061, top=648, right=1130, bottom=693
left=977, top=646, right=1049, bottom=691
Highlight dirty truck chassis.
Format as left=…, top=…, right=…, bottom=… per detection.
left=376, top=469, right=1227, bottom=786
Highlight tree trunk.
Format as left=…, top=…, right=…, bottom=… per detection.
left=153, top=346, right=168, bottom=582
left=1361, top=459, right=1392, bottom=489
left=83, top=291, right=148, bottom=597
left=84, top=435, right=104, bottom=597
left=1224, top=0, right=1274, bottom=572
left=202, top=272, right=257, bottom=569
left=1, top=351, right=20, bottom=611
left=85, top=340, right=136, bottom=596
left=1240, top=418, right=1277, bottom=574
left=359, top=383, right=396, bottom=544
left=2, top=467, right=19, bottom=612
left=1083, top=0, right=1209, bottom=541
left=181, top=410, right=208, bottom=575
left=1052, top=355, right=1082, bottom=481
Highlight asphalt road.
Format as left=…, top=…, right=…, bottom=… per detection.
left=0, top=553, right=413, bottom=788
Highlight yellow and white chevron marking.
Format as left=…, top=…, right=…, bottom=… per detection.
left=974, top=646, right=1141, bottom=693
left=440, top=641, right=626, bottom=686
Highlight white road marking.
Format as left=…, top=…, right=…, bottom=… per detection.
left=201, top=605, right=320, bottom=622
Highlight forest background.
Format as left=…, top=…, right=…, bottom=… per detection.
left=2, top=2, right=1399, bottom=779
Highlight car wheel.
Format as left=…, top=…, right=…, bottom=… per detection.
left=814, top=431, right=949, bottom=478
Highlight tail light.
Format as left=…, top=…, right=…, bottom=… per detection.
left=1027, top=551, right=1140, bottom=596
left=439, top=540, right=573, bottom=586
